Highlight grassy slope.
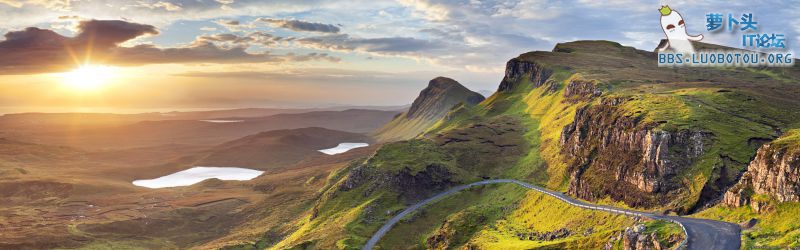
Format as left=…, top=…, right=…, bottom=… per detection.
left=376, top=183, right=528, bottom=249
left=376, top=183, right=636, bottom=250
left=272, top=112, right=534, bottom=249
left=772, top=129, right=800, bottom=151
left=271, top=54, right=657, bottom=249
left=467, top=189, right=634, bottom=249
left=517, top=41, right=800, bottom=211
left=268, top=41, right=799, bottom=249
left=372, top=114, right=434, bottom=142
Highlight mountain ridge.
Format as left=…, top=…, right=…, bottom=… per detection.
left=259, top=40, right=800, bottom=249
left=373, top=76, right=485, bottom=142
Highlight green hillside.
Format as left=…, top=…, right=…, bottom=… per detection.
left=229, top=40, right=800, bottom=249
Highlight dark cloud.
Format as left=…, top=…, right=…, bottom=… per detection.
left=0, top=19, right=337, bottom=75
left=195, top=32, right=292, bottom=47
left=297, top=34, right=442, bottom=54
left=419, top=28, right=464, bottom=41
left=197, top=33, right=242, bottom=42
left=259, top=18, right=340, bottom=33
left=215, top=19, right=240, bottom=26
left=74, top=20, right=158, bottom=48
left=110, top=42, right=279, bottom=64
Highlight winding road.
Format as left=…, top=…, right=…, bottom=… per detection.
left=362, top=179, right=740, bottom=250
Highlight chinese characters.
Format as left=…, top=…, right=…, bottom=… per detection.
left=705, top=13, right=785, bottom=49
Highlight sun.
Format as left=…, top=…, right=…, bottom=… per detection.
left=61, top=65, right=118, bottom=91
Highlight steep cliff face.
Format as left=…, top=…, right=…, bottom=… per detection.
left=374, top=77, right=485, bottom=141
left=561, top=97, right=711, bottom=208
left=724, top=134, right=800, bottom=212
left=563, top=78, right=601, bottom=102
left=491, top=41, right=800, bottom=213
left=497, top=58, right=553, bottom=92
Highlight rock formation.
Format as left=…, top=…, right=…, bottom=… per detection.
left=561, top=97, right=711, bottom=208
left=724, top=138, right=800, bottom=212
left=374, top=77, right=485, bottom=141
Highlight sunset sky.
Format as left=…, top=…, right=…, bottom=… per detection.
left=0, top=0, right=796, bottom=113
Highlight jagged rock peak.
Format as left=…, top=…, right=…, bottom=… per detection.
left=406, top=77, right=484, bottom=119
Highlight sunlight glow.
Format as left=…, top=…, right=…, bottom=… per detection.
left=61, top=65, right=117, bottom=91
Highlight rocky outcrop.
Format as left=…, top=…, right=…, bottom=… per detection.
left=497, top=58, right=553, bottom=92
left=425, top=209, right=488, bottom=249
left=339, top=162, right=454, bottom=204
left=392, top=164, right=454, bottom=202
left=622, top=224, right=662, bottom=250
left=563, top=78, right=601, bottom=102
left=562, top=97, right=711, bottom=208
left=406, top=77, right=485, bottom=120
left=374, top=76, right=484, bottom=141
left=604, top=224, right=663, bottom=250
left=724, top=141, right=800, bottom=212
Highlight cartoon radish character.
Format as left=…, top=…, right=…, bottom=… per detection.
left=657, top=5, right=703, bottom=54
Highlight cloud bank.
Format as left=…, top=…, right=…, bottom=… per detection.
left=0, top=19, right=338, bottom=74
left=258, top=18, right=341, bottom=33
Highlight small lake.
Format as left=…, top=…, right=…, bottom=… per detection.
left=199, top=119, right=244, bottom=123
left=132, top=166, right=264, bottom=188
left=318, top=143, right=369, bottom=155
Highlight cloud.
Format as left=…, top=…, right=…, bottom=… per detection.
left=621, top=31, right=661, bottom=49
left=195, top=31, right=293, bottom=47
left=0, top=0, right=23, bottom=8
left=0, top=0, right=70, bottom=10
left=137, top=1, right=183, bottom=12
left=74, top=19, right=159, bottom=48
left=258, top=18, right=341, bottom=33
left=397, top=0, right=450, bottom=21
left=215, top=19, right=239, bottom=26
left=492, top=0, right=563, bottom=20
left=214, top=18, right=253, bottom=31
left=110, top=42, right=338, bottom=64
left=297, top=34, right=442, bottom=54
left=0, top=19, right=337, bottom=74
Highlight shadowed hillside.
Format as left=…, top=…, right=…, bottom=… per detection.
left=374, top=77, right=485, bottom=142
left=195, top=127, right=373, bottom=171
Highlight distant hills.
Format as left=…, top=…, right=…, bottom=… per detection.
left=195, top=127, right=372, bottom=170
left=1, top=109, right=399, bottom=149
